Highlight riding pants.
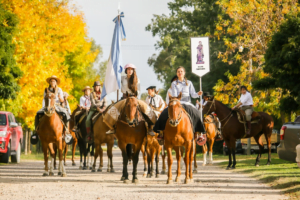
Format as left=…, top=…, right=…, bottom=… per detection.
left=241, top=106, right=253, bottom=121
left=86, top=109, right=96, bottom=129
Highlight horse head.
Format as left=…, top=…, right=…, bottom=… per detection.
left=168, top=92, right=183, bottom=127
left=125, top=92, right=139, bottom=127
left=203, top=96, right=216, bottom=116
left=44, top=89, right=56, bottom=116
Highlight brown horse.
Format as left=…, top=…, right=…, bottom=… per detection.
left=92, top=112, right=115, bottom=173
left=203, top=97, right=274, bottom=169
left=164, top=92, right=194, bottom=184
left=37, top=91, right=67, bottom=176
left=115, top=96, right=147, bottom=183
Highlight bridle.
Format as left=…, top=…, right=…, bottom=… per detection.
left=168, top=99, right=183, bottom=127
left=44, top=93, right=56, bottom=117
left=124, top=97, right=140, bottom=127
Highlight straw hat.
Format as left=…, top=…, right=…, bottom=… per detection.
left=46, top=75, right=60, bottom=85
left=82, top=86, right=92, bottom=92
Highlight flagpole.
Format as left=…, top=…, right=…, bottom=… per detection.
left=116, top=2, right=120, bottom=102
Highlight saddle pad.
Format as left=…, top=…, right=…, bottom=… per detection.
left=79, top=113, right=87, bottom=124
left=92, top=112, right=102, bottom=125
left=237, top=112, right=260, bottom=124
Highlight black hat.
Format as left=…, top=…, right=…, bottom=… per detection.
left=203, top=92, right=211, bottom=97
left=171, top=75, right=178, bottom=83
left=93, top=81, right=101, bottom=87
left=146, top=86, right=156, bottom=90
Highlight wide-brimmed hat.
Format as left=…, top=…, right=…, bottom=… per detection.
left=46, top=75, right=60, bottom=85
left=82, top=86, right=92, bottom=92
left=124, top=63, right=136, bottom=74
left=146, top=86, right=156, bottom=90
left=93, top=81, right=101, bottom=87
left=203, top=92, right=211, bottom=97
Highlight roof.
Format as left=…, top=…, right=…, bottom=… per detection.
left=0, top=111, right=11, bottom=115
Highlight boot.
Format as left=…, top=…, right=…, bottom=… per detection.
left=246, top=121, right=251, bottom=135
left=72, top=125, right=77, bottom=133
left=216, top=128, right=223, bottom=140
left=64, top=122, right=73, bottom=144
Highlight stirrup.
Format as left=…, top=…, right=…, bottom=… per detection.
left=106, top=129, right=115, bottom=134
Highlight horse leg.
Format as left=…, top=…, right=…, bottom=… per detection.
left=189, top=140, right=194, bottom=182
left=208, top=139, right=215, bottom=165
left=165, top=144, right=173, bottom=184
left=180, top=146, right=184, bottom=170
left=132, top=142, right=142, bottom=183
left=53, top=145, right=57, bottom=170
left=107, top=143, right=115, bottom=172
left=72, top=138, right=77, bottom=166
left=141, top=143, right=147, bottom=177
left=92, top=144, right=99, bottom=172
left=79, top=143, right=83, bottom=170
left=90, top=144, right=94, bottom=170
left=175, top=146, right=181, bottom=183
left=119, top=143, right=129, bottom=182
left=155, top=147, right=160, bottom=178
left=146, top=148, right=151, bottom=178
left=264, top=133, right=272, bottom=165
left=254, top=134, right=264, bottom=167
left=83, top=143, right=87, bottom=170
left=42, top=144, right=49, bottom=176
left=161, top=145, right=166, bottom=174
left=98, top=145, right=103, bottom=172
left=58, top=139, right=66, bottom=177
left=126, top=144, right=132, bottom=165
left=48, top=143, right=55, bottom=176
left=184, top=141, right=191, bottom=184
left=87, top=151, right=90, bottom=170
left=193, top=140, right=198, bottom=173
left=202, top=143, right=207, bottom=166
left=63, top=141, right=67, bottom=166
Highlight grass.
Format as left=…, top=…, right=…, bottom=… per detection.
left=217, top=153, right=300, bottom=199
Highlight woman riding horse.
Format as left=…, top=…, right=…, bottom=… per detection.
left=166, top=75, right=178, bottom=105
left=154, top=66, right=205, bottom=138
left=86, top=81, right=107, bottom=142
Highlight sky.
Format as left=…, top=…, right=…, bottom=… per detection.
left=74, top=0, right=171, bottom=102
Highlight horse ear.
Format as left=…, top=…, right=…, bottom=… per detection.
left=178, top=92, right=182, bottom=100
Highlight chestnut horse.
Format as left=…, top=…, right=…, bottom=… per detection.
left=164, top=92, right=194, bottom=184
left=37, top=90, right=66, bottom=176
left=203, top=97, right=273, bottom=169
left=115, top=96, right=147, bottom=183
left=92, top=112, right=115, bottom=173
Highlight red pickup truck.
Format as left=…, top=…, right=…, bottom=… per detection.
left=0, top=111, right=23, bottom=163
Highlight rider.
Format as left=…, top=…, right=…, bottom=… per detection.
left=166, top=75, right=178, bottom=105
left=62, top=92, right=71, bottom=115
left=86, top=81, right=107, bottom=142
left=195, top=92, right=210, bottom=110
left=35, top=75, right=71, bottom=137
left=105, top=63, right=156, bottom=136
left=232, top=85, right=253, bottom=135
left=154, top=66, right=205, bottom=139
left=145, top=86, right=165, bottom=117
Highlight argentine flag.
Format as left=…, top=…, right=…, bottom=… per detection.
left=101, top=12, right=126, bottom=99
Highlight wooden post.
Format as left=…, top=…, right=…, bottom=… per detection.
left=27, top=129, right=31, bottom=154
left=24, top=127, right=28, bottom=155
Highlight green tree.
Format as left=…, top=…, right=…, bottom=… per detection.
left=0, top=4, right=22, bottom=100
left=146, top=0, right=240, bottom=101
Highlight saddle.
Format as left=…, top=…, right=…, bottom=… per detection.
left=236, top=109, right=261, bottom=124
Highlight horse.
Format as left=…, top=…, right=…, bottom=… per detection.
left=71, top=106, right=94, bottom=170
left=115, top=95, right=147, bottom=183
left=203, top=97, right=274, bottom=169
left=164, top=92, right=194, bottom=184
left=37, top=90, right=67, bottom=177
left=91, top=109, right=115, bottom=173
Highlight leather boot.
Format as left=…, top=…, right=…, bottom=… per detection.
left=246, top=121, right=251, bottom=135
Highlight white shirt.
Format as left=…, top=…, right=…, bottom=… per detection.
left=121, top=76, right=140, bottom=95
left=238, top=91, right=253, bottom=106
left=171, top=79, right=199, bottom=103
left=145, top=94, right=165, bottom=112
left=80, top=95, right=91, bottom=109
left=195, top=99, right=206, bottom=110
left=65, top=100, right=71, bottom=115
left=42, top=87, right=63, bottom=107
left=165, top=88, right=172, bottom=105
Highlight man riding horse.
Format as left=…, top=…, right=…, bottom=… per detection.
left=231, top=85, right=253, bottom=135
left=145, top=86, right=165, bottom=117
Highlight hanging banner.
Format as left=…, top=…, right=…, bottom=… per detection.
left=190, top=37, right=210, bottom=77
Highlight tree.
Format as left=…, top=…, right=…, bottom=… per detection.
left=253, top=14, right=300, bottom=117
left=146, top=0, right=240, bottom=102
left=213, top=0, right=299, bottom=118
left=0, top=3, right=22, bottom=100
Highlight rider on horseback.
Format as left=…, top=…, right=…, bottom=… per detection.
left=232, top=85, right=253, bottom=135
left=86, top=81, right=107, bottom=142
left=145, top=86, right=165, bottom=117
left=166, top=75, right=178, bottom=105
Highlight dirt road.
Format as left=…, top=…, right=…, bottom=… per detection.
left=0, top=150, right=286, bottom=200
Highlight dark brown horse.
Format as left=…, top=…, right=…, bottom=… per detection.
left=203, top=97, right=274, bottom=169
left=115, top=96, right=147, bottom=183
left=37, top=90, right=66, bottom=176
left=164, top=92, right=194, bottom=184
left=92, top=112, right=115, bottom=173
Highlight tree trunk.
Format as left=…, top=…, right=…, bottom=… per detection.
left=24, top=127, right=28, bottom=155
left=27, top=129, right=31, bottom=154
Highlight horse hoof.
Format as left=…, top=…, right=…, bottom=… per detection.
left=79, top=166, right=82, bottom=170
left=64, top=164, right=67, bottom=166
left=107, top=169, right=111, bottom=172
left=156, top=174, right=160, bottom=178
left=231, top=166, right=236, bottom=169
left=166, top=179, right=173, bottom=184
left=123, top=179, right=130, bottom=184
left=121, top=177, right=125, bottom=181
left=49, top=172, right=54, bottom=176
left=89, top=167, right=92, bottom=170
left=161, top=170, right=166, bottom=174
left=61, top=173, right=67, bottom=177
left=132, top=179, right=139, bottom=184
left=97, top=169, right=102, bottom=172
left=175, top=177, right=180, bottom=183
left=190, top=178, right=194, bottom=183
left=202, top=163, right=206, bottom=166
left=146, top=174, right=151, bottom=178
left=193, top=169, right=198, bottom=174
left=150, top=173, right=154, bottom=177
left=110, top=169, right=115, bottom=173
left=91, top=169, right=96, bottom=172
left=226, top=167, right=230, bottom=170
left=54, top=166, right=57, bottom=170
left=255, top=164, right=259, bottom=167
left=58, top=172, right=62, bottom=176
left=43, top=173, right=49, bottom=176
left=184, top=179, right=190, bottom=184
left=82, top=167, right=87, bottom=170
left=72, top=163, right=76, bottom=166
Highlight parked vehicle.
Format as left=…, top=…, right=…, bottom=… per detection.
left=277, top=116, right=300, bottom=162
left=0, top=111, right=23, bottom=163
left=223, top=139, right=244, bottom=155
left=241, top=129, right=280, bottom=154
